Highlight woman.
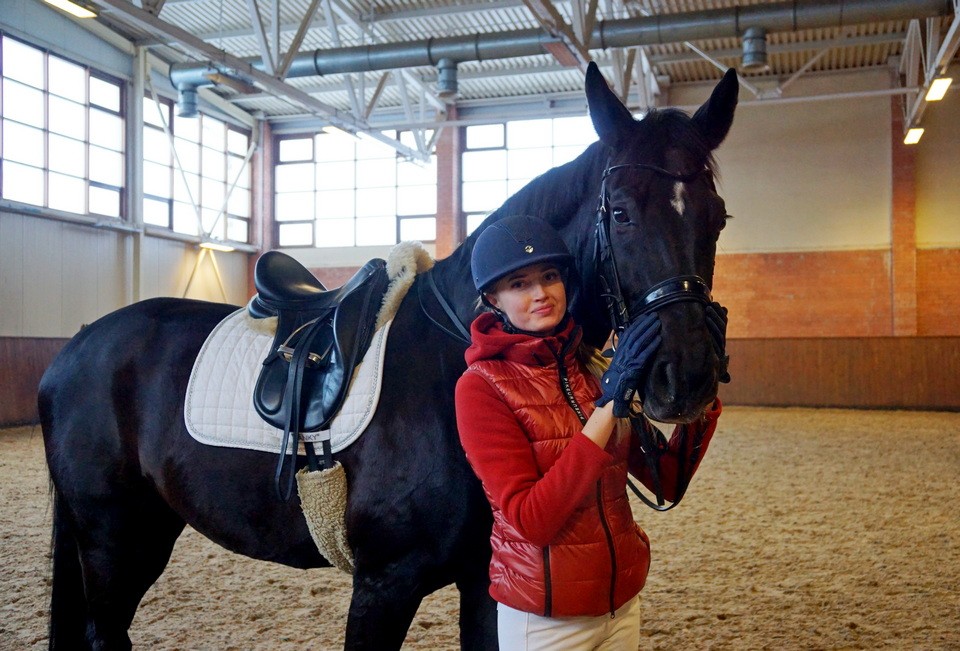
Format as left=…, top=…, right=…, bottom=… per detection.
left=455, top=214, right=723, bottom=650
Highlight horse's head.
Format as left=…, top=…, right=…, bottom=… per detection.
left=585, top=62, right=737, bottom=424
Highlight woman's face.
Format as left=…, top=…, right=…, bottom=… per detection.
left=485, top=263, right=567, bottom=334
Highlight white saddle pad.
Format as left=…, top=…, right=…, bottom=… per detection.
left=184, top=308, right=392, bottom=454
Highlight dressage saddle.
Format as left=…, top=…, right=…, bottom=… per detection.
left=248, top=251, right=389, bottom=495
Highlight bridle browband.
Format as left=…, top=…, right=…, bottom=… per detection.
left=594, top=162, right=713, bottom=339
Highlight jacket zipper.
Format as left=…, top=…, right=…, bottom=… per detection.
left=542, top=546, right=552, bottom=617
left=555, top=348, right=618, bottom=617
left=597, top=482, right=618, bottom=616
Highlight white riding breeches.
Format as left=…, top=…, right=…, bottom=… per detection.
left=496, top=594, right=641, bottom=651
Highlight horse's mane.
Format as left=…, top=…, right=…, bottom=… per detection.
left=490, top=142, right=608, bottom=230
left=470, top=107, right=717, bottom=237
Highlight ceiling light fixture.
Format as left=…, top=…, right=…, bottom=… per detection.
left=322, top=125, right=358, bottom=139
left=42, top=0, right=98, bottom=18
left=903, top=127, right=924, bottom=145
left=925, top=77, right=953, bottom=102
left=200, top=239, right=236, bottom=252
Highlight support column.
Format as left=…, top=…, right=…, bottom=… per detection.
left=129, top=47, right=147, bottom=303
left=248, top=119, right=272, bottom=299
left=434, top=106, right=462, bottom=259
left=890, top=97, right=918, bottom=336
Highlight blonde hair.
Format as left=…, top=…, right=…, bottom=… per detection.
left=577, top=343, right=631, bottom=443
left=471, top=286, right=631, bottom=442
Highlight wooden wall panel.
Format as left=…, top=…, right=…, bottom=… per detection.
left=0, top=337, right=69, bottom=426
left=720, top=337, right=960, bottom=411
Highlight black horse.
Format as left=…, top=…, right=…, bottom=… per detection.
left=40, top=62, right=737, bottom=650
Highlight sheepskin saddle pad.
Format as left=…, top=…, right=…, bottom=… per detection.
left=184, top=241, right=434, bottom=455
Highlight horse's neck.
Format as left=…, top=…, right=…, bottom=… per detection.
left=498, top=143, right=608, bottom=227
left=514, top=145, right=611, bottom=349
left=429, top=247, right=479, bottom=332
left=430, top=143, right=613, bottom=348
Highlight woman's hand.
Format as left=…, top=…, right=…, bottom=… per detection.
left=595, top=313, right=662, bottom=417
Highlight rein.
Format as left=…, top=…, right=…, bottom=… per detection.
left=595, top=162, right=713, bottom=511
left=418, top=271, right=472, bottom=345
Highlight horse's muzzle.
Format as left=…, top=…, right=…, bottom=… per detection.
left=641, top=341, right=719, bottom=424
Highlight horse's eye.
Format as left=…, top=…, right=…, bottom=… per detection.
left=611, top=207, right=630, bottom=224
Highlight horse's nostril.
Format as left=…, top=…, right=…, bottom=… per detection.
left=648, top=360, right=677, bottom=402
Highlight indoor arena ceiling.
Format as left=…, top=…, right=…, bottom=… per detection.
left=80, top=0, right=959, bottom=153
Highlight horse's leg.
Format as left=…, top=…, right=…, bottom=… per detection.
left=49, top=491, right=88, bottom=649
left=456, top=553, right=498, bottom=651
left=83, top=492, right=183, bottom=650
left=344, top=569, right=425, bottom=650
left=53, top=478, right=184, bottom=650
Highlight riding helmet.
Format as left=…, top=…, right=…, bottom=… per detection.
left=471, top=214, right=575, bottom=293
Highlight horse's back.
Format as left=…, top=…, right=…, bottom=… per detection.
left=39, top=297, right=237, bottom=479
left=40, top=297, right=235, bottom=402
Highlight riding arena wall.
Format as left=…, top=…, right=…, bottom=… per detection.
left=0, top=10, right=958, bottom=424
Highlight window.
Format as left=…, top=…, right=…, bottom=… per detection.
left=0, top=34, right=124, bottom=217
left=142, top=95, right=252, bottom=243
left=274, top=130, right=437, bottom=248
left=461, top=116, right=597, bottom=235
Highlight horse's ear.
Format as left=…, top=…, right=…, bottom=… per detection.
left=585, top=61, right=635, bottom=149
left=692, top=68, right=739, bottom=150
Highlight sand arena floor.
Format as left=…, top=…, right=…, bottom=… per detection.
left=2, top=406, right=958, bottom=650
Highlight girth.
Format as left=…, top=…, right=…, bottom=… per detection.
left=248, top=251, right=390, bottom=500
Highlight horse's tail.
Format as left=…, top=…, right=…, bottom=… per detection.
left=48, top=486, right=87, bottom=650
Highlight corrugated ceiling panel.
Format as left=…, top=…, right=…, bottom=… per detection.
left=91, top=0, right=957, bottom=123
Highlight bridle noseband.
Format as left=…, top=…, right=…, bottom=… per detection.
left=594, top=163, right=713, bottom=339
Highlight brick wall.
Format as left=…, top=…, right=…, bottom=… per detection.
left=712, top=247, right=960, bottom=339
left=890, top=96, right=918, bottom=335
left=917, top=248, right=960, bottom=336
left=713, top=250, right=894, bottom=337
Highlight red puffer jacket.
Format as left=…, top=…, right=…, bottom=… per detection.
left=455, top=312, right=720, bottom=617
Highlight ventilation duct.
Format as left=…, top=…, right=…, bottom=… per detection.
left=436, top=58, right=458, bottom=101
left=741, top=27, right=770, bottom=72
left=169, top=0, right=951, bottom=113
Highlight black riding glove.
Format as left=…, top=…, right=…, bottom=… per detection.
left=596, top=313, right=662, bottom=418
left=706, top=301, right=731, bottom=383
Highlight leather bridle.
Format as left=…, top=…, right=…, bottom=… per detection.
left=595, top=162, right=716, bottom=512
left=594, top=163, right=713, bottom=341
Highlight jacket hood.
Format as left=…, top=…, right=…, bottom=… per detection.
left=465, top=311, right=581, bottom=367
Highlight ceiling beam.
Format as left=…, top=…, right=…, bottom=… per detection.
left=91, top=0, right=425, bottom=160
left=277, top=0, right=323, bottom=80
left=327, top=0, right=447, bottom=112
left=522, top=0, right=592, bottom=71
left=904, top=5, right=960, bottom=130
left=243, top=0, right=276, bottom=75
